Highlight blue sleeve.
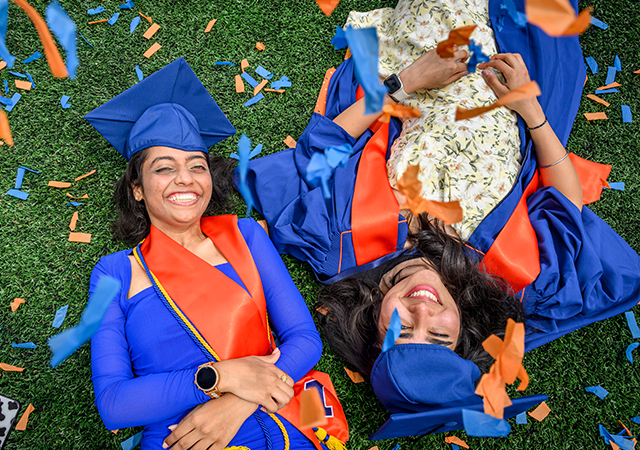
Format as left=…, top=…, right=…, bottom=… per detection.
left=239, top=219, right=322, bottom=382
left=90, top=255, right=209, bottom=430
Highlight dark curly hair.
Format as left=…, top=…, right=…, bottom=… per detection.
left=317, top=214, right=525, bottom=378
left=111, top=148, right=237, bottom=246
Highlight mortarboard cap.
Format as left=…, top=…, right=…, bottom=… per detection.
left=85, top=58, right=236, bottom=161
left=369, top=344, right=548, bottom=440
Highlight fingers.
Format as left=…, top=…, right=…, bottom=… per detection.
left=452, top=49, right=469, bottom=62
left=481, top=70, right=509, bottom=98
left=479, top=59, right=514, bottom=77
left=163, top=423, right=191, bottom=449
left=443, top=70, right=469, bottom=86
left=168, top=431, right=200, bottom=450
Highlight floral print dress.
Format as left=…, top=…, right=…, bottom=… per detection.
left=346, top=0, right=521, bottom=239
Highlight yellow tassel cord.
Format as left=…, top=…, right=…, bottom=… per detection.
left=268, top=413, right=290, bottom=450
left=314, top=427, right=348, bottom=450
left=225, top=447, right=250, bottom=450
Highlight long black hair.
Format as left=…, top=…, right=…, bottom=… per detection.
left=317, top=214, right=525, bottom=378
left=111, top=148, right=237, bottom=245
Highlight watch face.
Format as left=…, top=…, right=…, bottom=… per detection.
left=384, top=74, right=402, bottom=94
left=197, top=366, right=218, bottom=390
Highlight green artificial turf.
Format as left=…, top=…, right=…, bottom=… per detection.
left=0, top=0, right=638, bottom=449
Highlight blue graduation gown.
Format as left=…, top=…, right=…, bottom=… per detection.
left=241, top=0, right=640, bottom=351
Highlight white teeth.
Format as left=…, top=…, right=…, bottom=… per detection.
left=409, top=290, right=440, bottom=304
left=169, top=193, right=197, bottom=203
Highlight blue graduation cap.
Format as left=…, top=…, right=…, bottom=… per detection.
left=368, top=344, right=547, bottom=440
left=85, top=58, right=236, bottom=161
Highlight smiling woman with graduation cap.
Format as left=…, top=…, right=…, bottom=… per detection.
left=84, top=58, right=348, bottom=450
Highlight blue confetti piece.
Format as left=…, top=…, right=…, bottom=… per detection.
left=516, top=411, right=528, bottom=424
left=0, top=95, right=11, bottom=105
left=118, top=0, right=134, bottom=9
left=6, top=189, right=28, bottom=200
left=60, top=94, right=71, bottom=109
left=87, top=6, right=105, bottom=15
left=14, top=166, right=39, bottom=189
left=8, top=71, right=26, bottom=78
left=585, top=385, right=609, bottom=399
left=26, top=73, right=35, bottom=88
left=21, top=51, right=41, bottom=64
left=241, top=71, right=259, bottom=88
left=631, top=417, right=640, bottom=424
left=625, top=311, right=640, bottom=338
left=107, top=12, right=119, bottom=25
left=325, top=143, right=354, bottom=169
left=500, top=0, right=527, bottom=27
left=626, top=342, right=639, bottom=364
left=331, top=25, right=347, bottom=49
left=451, top=445, right=459, bottom=450
left=79, top=32, right=93, bottom=47
left=120, top=431, right=143, bottom=450
left=52, top=305, right=68, bottom=328
left=235, top=134, right=255, bottom=216
left=129, top=16, right=141, bottom=34
left=605, top=182, right=625, bottom=190
left=135, top=65, right=143, bottom=81
left=345, top=25, right=386, bottom=115
left=5, top=92, right=21, bottom=112
left=46, top=2, right=78, bottom=79
left=230, top=143, right=262, bottom=161
left=605, top=66, right=617, bottom=85
left=614, top=55, right=621, bottom=72
left=214, top=61, right=235, bottom=66
left=621, top=105, right=632, bottom=123
left=67, top=201, right=82, bottom=206
left=462, top=409, right=511, bottom=437
left=590, top=17, right=608, bottom=30
left=382, top=308, right=401, bottom=352
left=599, top=424, right=635, bottom=450
left=271, top=76, right=291, bottom=90
left=585, top=57, right=598, bottom=74
left=12, top=342, right=36, bottom=349
left=305, top=152, right=332, bottom=199
left=255, top=65, right=273, bottom=79
left=243, top=92, right=264, bottom=107
left=0, top=0, right=16, bottom=67
left=391, top=446, right=400, bottom=450
left=467, top=39, right=490, bottom=73
left=2, top=79, right=6, bottom=94
left=495, top=15, right=505, bottom=32
left=595, top=88, right=618, bottom=94
left=49, top=275, right=121, bottom=367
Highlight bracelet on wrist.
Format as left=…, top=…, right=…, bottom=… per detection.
left=526, top=116, right=548, bottom=131
left=538, top=150, right=569, bottom=169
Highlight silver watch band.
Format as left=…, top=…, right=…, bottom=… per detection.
left=389, top=85, right=410, bottom=102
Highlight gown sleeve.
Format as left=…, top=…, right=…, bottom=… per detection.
left=239, top=219, right=323, bottom=382
left=90, top=253, right=209, bottom=430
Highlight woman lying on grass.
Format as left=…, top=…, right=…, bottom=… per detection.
left=85, top=58, right=347, bottom=450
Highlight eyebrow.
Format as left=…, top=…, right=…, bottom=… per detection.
left=398, top=332, right=454, bottom=347
left=150, top=154, right=207, bottom=165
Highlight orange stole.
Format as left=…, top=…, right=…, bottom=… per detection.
left=140, top=215, right=272, bottom=360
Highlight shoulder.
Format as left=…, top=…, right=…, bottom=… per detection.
left=90, top=249, right=134, bottom=292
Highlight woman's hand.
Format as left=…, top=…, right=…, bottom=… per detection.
left=163, top=394, right=257, bottom=450
left=399, top=47, right=469, bottom=92
left=478, top=53, right=545, bottom=126
left=214, top=348, right=295, bottom=413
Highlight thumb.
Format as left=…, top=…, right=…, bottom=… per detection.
left=482, top=70, right=509, bottom=98
left=255, top=348, right=281, bottom=364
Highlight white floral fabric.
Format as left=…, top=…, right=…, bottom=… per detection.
left=346, top=0, right=521, bottom=239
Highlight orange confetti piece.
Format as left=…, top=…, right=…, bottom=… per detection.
left=344, top=48, right=351, bottom=60
left=343, top=367, right=364, bottom=383
left=143, top=22, right=160, bottom=39
left=10, top=298, right=25, bottom=312
left=69, top=211, right=79, bottom=231
left=139, top=12, right=152, bottom=23
left=619, top=420, right=632, bottom=437
left=112, top=429, right=119, bottom=434
left=15, top=79, right=31, bottom=90
left=444, top=436, right=469, bottom=449
left=254, top=79, right=268, bottom=96
left=528, top=401, right=551, bottom=421
left=314, top=0, right=341, bottom=16
left=69, top=232, right=91, bottom=243
left=143, top=42, right=162, bottom=59
left=0, top=109, right=14, bottom=145
left=0, top=363, right=24, bottom=371
left=74, top=169, right=96, bottom=181
left=367, top=447, right=380, bottom=450
left=264, top=88, right=285, bottom=93
left=456, top=81, right=541, bottom=121
left=634, top=69, right=640, bottom=74
left=235, top=75, right=244, bottom=93
left=586, top=94, right=610, bottom=107
left=88, top=18, right=109, bottom=24
left=525, top=0, right=591, bottom=36
left=241, top=59, right=249, bottom=72
left=66, top=193, right=89, bottom=199
left=48, top=181, right=72, bottom=188
left=284, top=136, right=297, bottom=148
left=610, top=442, right=621, bottom=450
left=299, top=388, right=328, bottom=429
left=314, top=67, right=336, bottom=115
left=204, top=18, right=216, bottom=33
left=15, top=403, right=35, bottom=431
left=378, top=103, right=421, bottom=123
left=436, top=25, right=477, bottom=58
left=475, top=365, right=512, bottom=418
left=316, top=305, right=330, bottom=316
left=0, top=61, right=6, bottom=70
left=596, top=82, right=621, bottom=90
left=584, top=112, right=607, bottom=121
left=255, top=42, right=265, bottom=51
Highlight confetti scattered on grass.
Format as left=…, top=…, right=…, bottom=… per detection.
left=621, top=105, right=632, bottom=123
left=22, top=51, right=40, bottom=63
left=69, top=211, right=79, bottom=231
left=528, top=401, right=551, bottom=421
left=143, top=22, right=160, bottom=39
left=625, top=311, right=640, bottom=338
left=12, top=342, right=36, bottom=349
left=52, top=305, right=69, bottom=328
left=584, top=112, right=607, bottom=120
left=625, top=342, right=639, bottom=364
left=235, top=75, right=244, bottom=93
left=107, top=12, right=120, bottom=25
left=87, top=7, right=105, bottom=15
left=48, top=180, right=71, bottom=188
left=255, top=42, right=265, bottom=51
left=586, top=94, right=609, bottom=107
left=130, top=16, right=141, bottom=34
left=60, top=94, right=71, bottom=109
left=204, top=19, right=216, bottom=33
left=15, top=403, right=35, bottom=431
left=10, top=298, right=25, bottom=312
left=585, top=385, right=609, bottom=399
left=68, top=232, right=91, bottom=243
left=0, top=363, right=24, bottom=372
left=243, top=92, right=264, bottom=107
left=143, top=42, right=161, bottom=58
left=343, top=367, right=364, bottom=383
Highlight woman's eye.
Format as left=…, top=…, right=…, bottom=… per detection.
left=191, top=165, right=207, bottom=172
left=155, top=167, right=171, bottom=173
left=430, top=332, right=448, bottom=338
left=401, top=324, right=411, bottom=330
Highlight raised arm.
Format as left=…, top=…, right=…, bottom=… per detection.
left=478, top=53, right=583, bottom=210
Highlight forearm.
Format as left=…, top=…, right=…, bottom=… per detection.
left=332, top=95, right=394, bottom=139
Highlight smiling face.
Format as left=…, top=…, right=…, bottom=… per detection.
left=132, top=146, right=212, bottom=232
left=378, top=258, right=461, bottom=350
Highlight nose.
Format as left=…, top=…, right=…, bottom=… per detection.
left=174, top=165, right=195, bottom=185
left=406, top=300, right=438, bottom=325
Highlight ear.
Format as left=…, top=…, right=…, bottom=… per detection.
left=131, top=183, right=144, bottom=202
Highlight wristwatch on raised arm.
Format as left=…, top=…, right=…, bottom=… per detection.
left=194, top=362, right=223, bottom=399
left=383, top=73, right=410, bottom=102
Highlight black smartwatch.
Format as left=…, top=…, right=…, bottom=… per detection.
left=195, top=362, right=223, bottom=398
left=383, top=73, right=409, bottom=102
